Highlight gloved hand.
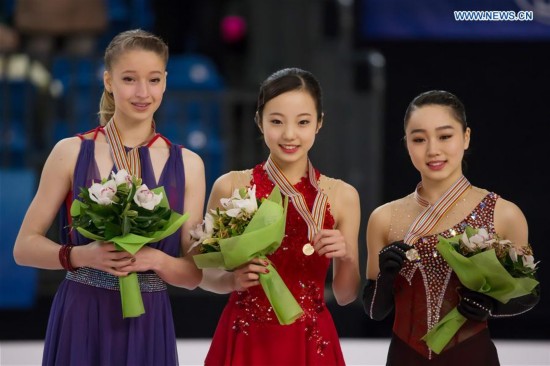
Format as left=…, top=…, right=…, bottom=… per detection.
left=457, top=287, right=494, bottom=322
left=379, top=241, right=412, bottom=275
left=363, top=241, right=412, bottom=320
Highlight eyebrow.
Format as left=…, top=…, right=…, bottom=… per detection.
left=409, top=125, right=456, bottom=134
left=268, top=112, right=313, bottom=117
left=121, top=70, right=164, bottom=75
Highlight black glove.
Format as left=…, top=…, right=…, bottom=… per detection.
left=490, top=285, right=540, bottom=318
left=379, top=241, right=411, bottom=275
left=363, top=241, right=412, bottom=321
left=457, top=287, right=494, bottom=322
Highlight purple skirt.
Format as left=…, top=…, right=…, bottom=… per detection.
left=42, top=278, right=178, bottom=366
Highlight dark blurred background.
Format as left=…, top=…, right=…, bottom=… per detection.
left=1, top=0, right=549, bottom=341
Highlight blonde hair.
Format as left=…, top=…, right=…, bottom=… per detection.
left=98, top=29, right=169, bottom=125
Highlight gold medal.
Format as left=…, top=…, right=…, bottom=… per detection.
left=302, top=243, right=314, bottom=256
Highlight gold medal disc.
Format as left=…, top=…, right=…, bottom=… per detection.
left=302, top=243, right=314, bottom=256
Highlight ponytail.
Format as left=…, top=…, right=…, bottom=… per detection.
left=98, top=90, right=115, bottom=126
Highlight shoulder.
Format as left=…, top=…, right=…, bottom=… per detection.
left=214, top=170, right=253, bottom=190
left=40, top=137, right=82, bottom=183
left=367, top=195, right=410, bottom=228
left=368, top=201, right=393, bottom=226
left=48, top=136, right=82, bottom=161
left=494, top=196, right=526, bottom=224
left=180, top=147, right=204, bottom=170
left=320, top=175, right=359, bottom=204
left=493, top=194, right=528, bottom=244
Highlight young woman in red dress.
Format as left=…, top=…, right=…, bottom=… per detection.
left=200, top=68, right=361, bottom=366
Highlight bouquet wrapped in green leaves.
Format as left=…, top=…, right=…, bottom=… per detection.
left=421, top=226, right=539, bottom=354
left=70, top=169, right=188, bottom=318
left=190, top=185, right=304, bottom=325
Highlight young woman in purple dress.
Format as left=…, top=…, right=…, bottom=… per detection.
left=14, top=29, right=205, bottom=366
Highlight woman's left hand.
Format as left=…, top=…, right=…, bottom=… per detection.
left=312, top=229, right=348, bottom=259
left=115, top=245, right=160, bottom=273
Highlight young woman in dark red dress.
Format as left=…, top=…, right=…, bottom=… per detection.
left=362, top=90, right=539, bottom=365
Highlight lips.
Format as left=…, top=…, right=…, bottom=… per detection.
left=132, top=102, right=150, bottom=111
left=280, top=144, right=299, bottom=153
left=427, top=160, right=446, bottom=171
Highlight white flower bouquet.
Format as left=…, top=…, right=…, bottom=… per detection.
left=190, top=185, right=304, bottom=325
left=422, top=226, right=539, bottom=353
left=70, top=169, right=189, bottom=318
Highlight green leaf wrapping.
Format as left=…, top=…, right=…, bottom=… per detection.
left=70, top=186, right=189, bottom=318
left=422, top=236, right=539, bottom=354
left=193, top=185, right=304, bottom=325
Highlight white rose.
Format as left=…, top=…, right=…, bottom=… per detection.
left=133, top=184, right=163, bottom=210
left=89, top=180, right=117, bottom=205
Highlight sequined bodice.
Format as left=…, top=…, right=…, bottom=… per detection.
left=394, top=192, right=499, bottom=358
left=230, top=163, right=335, bottom=331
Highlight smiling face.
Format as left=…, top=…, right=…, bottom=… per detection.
left=405, top=104, right=471, bottom=185
left=259, top=89, right=322, bottom=168
left=103, top=49, right=166, bottom=125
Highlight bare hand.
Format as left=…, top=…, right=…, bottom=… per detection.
left=232, top=257, right=269, bottom=291
left=73, top=241, right=135, bottom=277
left=312, top=229, right=348, bottom=259
left=115, top=245, right=159, bottom=274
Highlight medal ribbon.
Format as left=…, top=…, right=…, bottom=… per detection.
left=104, top=119, right=156, bottom=178
left=404, top=175, right=471, bottom=245
left=264, top=156, right=328, bottom=241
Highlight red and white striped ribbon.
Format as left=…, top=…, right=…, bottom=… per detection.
left=264, top=156, right=328, bottom=241
left=404, top=175, right=471, bottom=245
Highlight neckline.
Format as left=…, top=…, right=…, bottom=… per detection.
left=418, top=192, right=494, bottom=241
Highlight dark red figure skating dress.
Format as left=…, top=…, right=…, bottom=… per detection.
left=389, top=193, right=501, bottom=365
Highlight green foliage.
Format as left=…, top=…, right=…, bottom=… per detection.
left=70, top=182, right=169, bottom=240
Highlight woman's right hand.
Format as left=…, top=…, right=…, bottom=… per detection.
left=378, top=241, right=411, bottom=275
left=72, top=241, right=135, bottom=277
left=232, top=257, right=270, bottom=291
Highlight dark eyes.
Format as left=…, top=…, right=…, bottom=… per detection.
left=122, top=77, right=161, bottom=83
left=269, top=119, right=310, bottom=125
left=411, top=135, right=453, bottom=143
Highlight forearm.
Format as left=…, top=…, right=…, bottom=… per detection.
left=362, top=273, right=396, bottom=321
left=153, top=254, right=202, bottom=290
left=332, top=258, right=360, bottom=305
left=14, top=233, right=64, bottom=270
left=199, top=268, right=236, bottom=294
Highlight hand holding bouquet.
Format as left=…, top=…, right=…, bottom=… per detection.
left=190, top=185, right=304, bottom=325
left=70, top=169, right=189, bottom=318
left=421, top=226, right=539, bottom=353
